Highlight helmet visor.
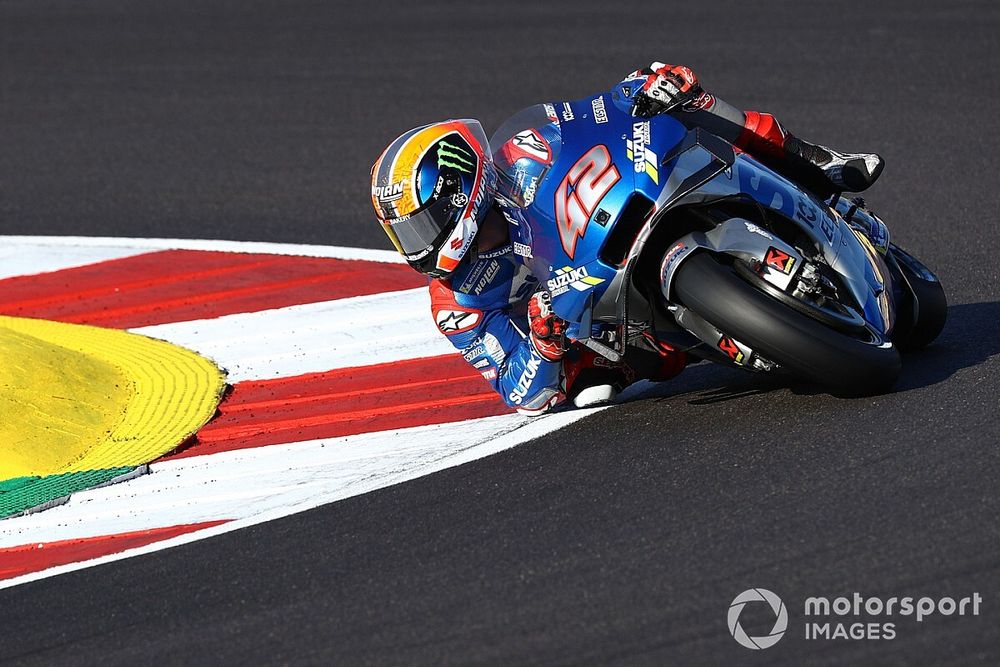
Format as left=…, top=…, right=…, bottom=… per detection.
left=382, top=195, right=461, bottom=261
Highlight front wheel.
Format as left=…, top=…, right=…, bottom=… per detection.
left=673, top=252, right=901, bottom=395
left=889, top=244, right=947, bottom=351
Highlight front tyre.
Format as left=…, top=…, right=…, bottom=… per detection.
left=889, top=245, right=947, bottom=351
left=673, top=252, right=901, bottom=395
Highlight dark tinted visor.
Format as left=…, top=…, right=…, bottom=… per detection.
left=383, top=196, right=461, bottom=260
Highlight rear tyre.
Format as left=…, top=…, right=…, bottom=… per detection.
left=673, top=252, right=901, bottom=395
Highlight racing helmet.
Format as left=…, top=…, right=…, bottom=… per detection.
left=370, top=119, right=497, bottom=277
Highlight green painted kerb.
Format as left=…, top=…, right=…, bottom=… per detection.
left=0, top=467, right=136, bottom=518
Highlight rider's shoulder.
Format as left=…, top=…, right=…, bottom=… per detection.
left=428, top=276, right=486, bottom=338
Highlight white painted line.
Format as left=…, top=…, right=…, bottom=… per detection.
left=0, top=236, right=404, bottom=263
left=0, top=242, right=149, bottom=280
left=0, top=406, right=602, bottom=589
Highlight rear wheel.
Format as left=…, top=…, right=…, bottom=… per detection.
left=673, top=252, right=901, bottom=394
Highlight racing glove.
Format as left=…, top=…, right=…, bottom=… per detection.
left=528, top=291, right=569, bottom=361
left=633, top=63, right=705, bottom=117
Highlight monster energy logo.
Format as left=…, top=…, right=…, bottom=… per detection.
left=437, top=140, right=475, bottom=173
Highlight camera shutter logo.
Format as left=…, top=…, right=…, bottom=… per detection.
left=728, top=588, right=788, bottom=649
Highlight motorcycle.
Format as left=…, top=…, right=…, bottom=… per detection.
left=510, top=95, right=946, bottom=394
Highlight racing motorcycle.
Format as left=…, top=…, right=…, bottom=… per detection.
left=513, top=97, right=946, bottom=394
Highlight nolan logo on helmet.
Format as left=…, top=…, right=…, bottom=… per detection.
left=372, top=180, right=406, bottom=202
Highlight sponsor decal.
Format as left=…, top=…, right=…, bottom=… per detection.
left=543, top=103, right=559, bottom=122
left=464, top=332, right=507, bottom=367
left=592, top=355, right=622, bottom=368
left=795, top=196, right=836, bottom=245
left=458, top=258, right=498, bottom=294
left=450, top=237, right=463, bottom=251
left=626, top=121, right=658, bottom=184
left=621, top=84, right=632, bottom=98
left=796, top=198, right=818, bottom=224
left=661, top=242, right=688, bottom=281
left=522, top=176, right=538, bottom=205
left=462, top=338, right=489, bottom=368
left=591, top=96, right=608, bottom=124
left=468, top=179, right=487, bottom=221
left=435, top=308, right=481, bottom=334
left=510, top=129, right=552, bottom=164
left=372, top=180, right=406, bottom=202
left=561, top=101, right=575, bottom=122
left=473, top=259, right=501, bottom=296
left=744, top=221, right=774, bottom=240
left=483, top=333, right=506, bottom=365
left=717, top=335, right=746, bottom=364
left=546, top=265, right=605, bottom=297
left=508, top=352, right=543, bottom=405
left=820, top=215, right=837, bottom=244
left=437, top=139, right=476, bottom=174
left=690, top=91, right=716, bottom=111
left=764, top=247, right=796, bottom=275
left=480, top=367, right=498, bottom=381
left=513, top=242, right=533, bottom=259
left=479, top=245, right=511, bottom=260
left=450, top=192, right=469, bottom=208
left=554, top=144, right=621, bottom=259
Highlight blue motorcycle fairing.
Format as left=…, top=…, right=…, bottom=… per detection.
left=506, top=86, right=894, bottom=336
left=514, top=92, right=689, bottom=329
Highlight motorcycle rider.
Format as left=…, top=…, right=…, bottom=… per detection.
left=369, top=63, right=885, bottom=414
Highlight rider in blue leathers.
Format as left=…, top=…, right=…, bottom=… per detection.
left=370, top=63, right=884, bottom=414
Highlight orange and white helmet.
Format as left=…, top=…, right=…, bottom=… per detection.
left=370, top=119, right=497, bottom=277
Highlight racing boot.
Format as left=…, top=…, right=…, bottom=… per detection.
left=738, top=111, right=884, bottom=198
left=641, top=333, right=688, bottom=382
left=563, top=337, right=688, bottom=408
left=562, top=345, right=632, bottom=408
left=783, top=136, right=885, bottom=195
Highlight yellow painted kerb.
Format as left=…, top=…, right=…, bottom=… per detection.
left=0, top=316, right=226, bottom=479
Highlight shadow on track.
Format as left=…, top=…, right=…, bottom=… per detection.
left=894, top=300, right=1000, bottom=392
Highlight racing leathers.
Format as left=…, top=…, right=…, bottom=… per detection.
left=429, top=63, right=884, bottom=414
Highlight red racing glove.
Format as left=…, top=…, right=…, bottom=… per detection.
left=528, top=291, right=569, bottom=361
left=634, top=62, right=706, bottom=117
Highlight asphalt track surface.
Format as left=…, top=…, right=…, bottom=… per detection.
left=2, top=1, right=999, bottom=664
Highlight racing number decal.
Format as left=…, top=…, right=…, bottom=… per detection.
left=554, top=145, right=620, bottom=259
